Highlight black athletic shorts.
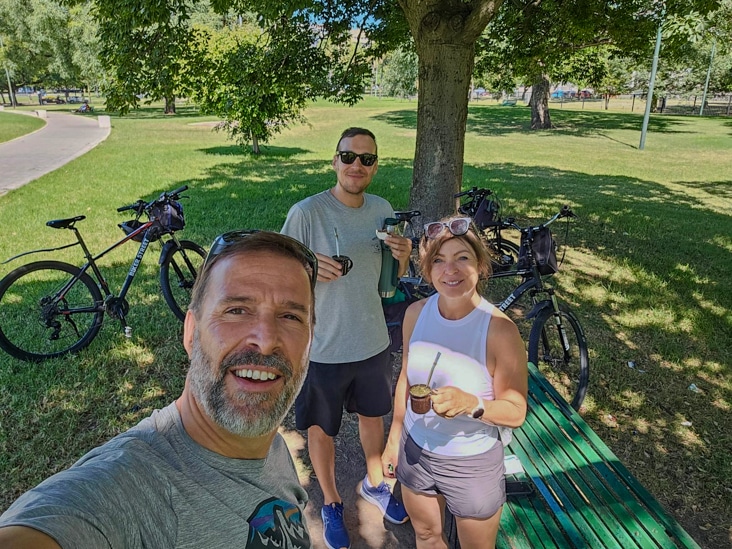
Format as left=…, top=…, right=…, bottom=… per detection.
left=295, top=347, right=392, bottom=436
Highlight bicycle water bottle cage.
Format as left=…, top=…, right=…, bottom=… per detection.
left=46, top=216, right=86, bottom=229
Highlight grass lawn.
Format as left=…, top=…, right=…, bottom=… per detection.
left=0, top=111, right=45, bottom=144
left=0, top=97, right=729, bottom=548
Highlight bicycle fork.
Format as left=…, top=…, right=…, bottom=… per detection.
left=105, top=233, right=153, bottom=336
left=546, top=293, right=572, bottom=362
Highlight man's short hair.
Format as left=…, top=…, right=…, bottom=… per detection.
left=189, top=231, right=316, bottom=321
left=336, top=127, right=377, bottom=154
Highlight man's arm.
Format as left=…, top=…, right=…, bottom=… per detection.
left=0, top=525, right=62, bottom=548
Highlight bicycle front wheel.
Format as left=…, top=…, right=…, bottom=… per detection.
left=160, top=240, right=206, bottom=321
left=528, top=304, right=589, bottom=411
left=0, top=261, right=104, bottom=362
left=484, top=235, right=520, bottom=273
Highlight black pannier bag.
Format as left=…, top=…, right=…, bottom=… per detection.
left=472, top=197, right=500, bottom=229
left=519, top=227, right=558, bottom=275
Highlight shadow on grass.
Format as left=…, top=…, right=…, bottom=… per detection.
left=200, top=145, right=310, bottom=158
left=373, top=105, right=700, bottom=140
left=108, top=105, right=204, bottom=120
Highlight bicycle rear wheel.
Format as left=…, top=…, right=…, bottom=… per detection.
left=0, top=261, right=104, bottom=362
left=160, top=240, right=206, bottom=321
left=528, top=304, right=589, bottom=411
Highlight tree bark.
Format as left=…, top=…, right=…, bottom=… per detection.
left=398, top=0, right=501, bottom=224
left=529, top=73, right=552, bottom=129
left=164, top=96, right=176, bottom=114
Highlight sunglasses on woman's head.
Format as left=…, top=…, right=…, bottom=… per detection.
left=205, top=230, right=318, bottom=290
left=336, top=151, right=378, bottom=167
left=423, top=217, right=472, bottom=240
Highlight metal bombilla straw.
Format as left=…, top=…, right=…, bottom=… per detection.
left=334, top=227, right=340, bottom=256
left=426, top=351, right=442, bottom=388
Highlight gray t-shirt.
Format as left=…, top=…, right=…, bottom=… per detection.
left=281, top=189, right=393, bottom=363
left=0, top=403, right=310, bottom=549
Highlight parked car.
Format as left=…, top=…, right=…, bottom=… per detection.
left=41, top=93, right=66, bottom=104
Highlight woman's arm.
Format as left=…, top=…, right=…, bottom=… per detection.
left=482, top=311, right=528, bottom=428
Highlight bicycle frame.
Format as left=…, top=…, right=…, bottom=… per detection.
left=492, top=237, right=575, bottom=365
left=6, top=219, right=166, bottom=320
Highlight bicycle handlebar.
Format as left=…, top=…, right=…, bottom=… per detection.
left=117, top=185, right=189, bottom=215
left=116, top=200, right=145, bottom=213
left=454, top=186, right=492, bottom=199
left=500, top=205, right=576, bottom=233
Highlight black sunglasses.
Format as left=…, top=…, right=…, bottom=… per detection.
left=205, top=230, right=318, bottom=290
left=423, top=217, right=472, bottom=240
left=336, top=151, right=378, bottom=167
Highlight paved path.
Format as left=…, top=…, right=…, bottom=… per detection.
left=0, top=110, right=110, bottom=196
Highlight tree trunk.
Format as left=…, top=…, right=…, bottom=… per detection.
left=164, top=96, right=176, bottom=114
left=398, top=0, right=501, bottom=224
left=251, top=133, right=261, bottom=155
left=529, top=73, right=552, bottom=129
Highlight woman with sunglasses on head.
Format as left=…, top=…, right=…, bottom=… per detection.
left=382, top=216, right=528, bottom=549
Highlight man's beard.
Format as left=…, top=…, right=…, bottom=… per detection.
left=188, top=331, right=307, bottom=438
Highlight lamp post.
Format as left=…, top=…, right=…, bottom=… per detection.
left=639, top=10, right=664, bottom=151
left=0, top=34, right=17, bottom=108
left=699, top=40, right=716, bottom=116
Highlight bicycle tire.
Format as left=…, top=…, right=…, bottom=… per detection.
left=0, top=261, right=104, bottom=362
left=528, top=304, right=589, bottom=411
left=160, top=240, right=206, bottom=321
left=484, top=235, right=520, bottom=273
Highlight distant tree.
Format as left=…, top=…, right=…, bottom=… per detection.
left=0, top=0, right=101, bottom=96
left=182, top=18, right=333, bottom=153
left=380, top=46, right=418, bottom=98
left=476, top=0, right=721, bottom=129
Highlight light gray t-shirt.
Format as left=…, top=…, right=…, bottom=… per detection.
left=281, top=189, right=393, bottom=363
left=0, top=403, right=310, bottom=549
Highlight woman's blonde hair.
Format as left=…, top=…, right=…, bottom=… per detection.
left=418, top=217, right=491, bottom=284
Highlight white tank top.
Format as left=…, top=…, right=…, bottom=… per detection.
left=404, top=294, right=500, bottom=456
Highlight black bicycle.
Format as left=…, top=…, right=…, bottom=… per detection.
left=487, top=205, right=589, bottom=411
left=455, top=187, right=521, bottom=273
left=0, top=185, right=205, bottom=362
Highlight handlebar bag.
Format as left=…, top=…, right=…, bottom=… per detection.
left=151, top=201, right=185, bottom=232
left=473, top=197, right=500, bottom=229
left=519, top=227, right=558, bottom=275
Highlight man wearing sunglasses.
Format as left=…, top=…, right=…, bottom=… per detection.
left=0, top=231, right=315, bottom=549
left=282, top=127, right=412, bottom=549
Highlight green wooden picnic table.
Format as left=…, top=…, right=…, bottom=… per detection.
left=445, top=363, right=700, bottom=549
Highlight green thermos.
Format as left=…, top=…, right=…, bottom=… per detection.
left=378, top=218, right=400, bottom=298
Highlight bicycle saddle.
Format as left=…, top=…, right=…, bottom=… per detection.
left=46, top=216, right=86, bottom=229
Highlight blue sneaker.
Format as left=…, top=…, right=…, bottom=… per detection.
left=359, top=475, right=410, bottom=524
left=321, top=502, right=350, bottom=549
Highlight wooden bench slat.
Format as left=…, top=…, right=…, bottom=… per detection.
left=509, top=425, right=612, bottom=546
left=516, top=389, right=670, bottom=547
left=519, top=363, right=700, bottom=548
left=503, top=493, right=570, bottom=548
